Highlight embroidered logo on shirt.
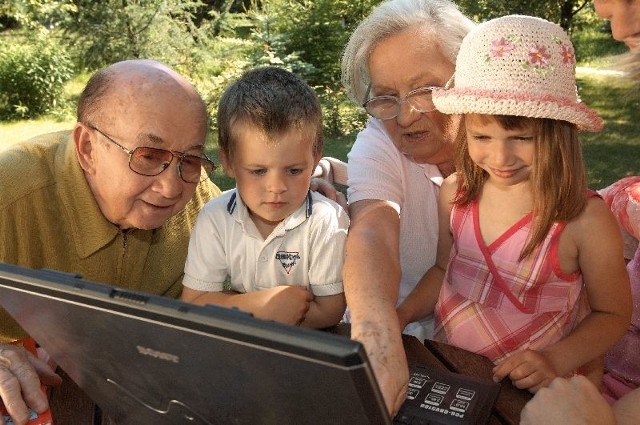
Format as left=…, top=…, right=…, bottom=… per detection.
left=275, top=251, right=300, bottom=274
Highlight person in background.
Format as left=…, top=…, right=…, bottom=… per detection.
left=339, top=0, right=475, bottom=414
left=181, top=67, right=348, bottom=329
left=593, top=0, right=640, bottom=50
left=398, top=14, right=631, bottom=392
left=597, top=176, right=640, bottom=404
left=0, top=59, right=221, bottom=425
left=520, top=375, right=618, bottom=425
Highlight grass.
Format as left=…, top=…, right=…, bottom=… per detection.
left=578, top=64, right=640, bottom=188
left=1, top=59, right=637, bottom=191
left=0, top=119, right=74, bottom=147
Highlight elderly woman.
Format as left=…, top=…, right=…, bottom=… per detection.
left=340, top=0, right=475, bottom=414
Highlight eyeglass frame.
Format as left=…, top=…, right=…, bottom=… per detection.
left=84, top=123, right=216, bottom=183
left=362, top=85, right=441, bottom=121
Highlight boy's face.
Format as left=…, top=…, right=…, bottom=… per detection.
left=221, top=123, right=320, bottom=236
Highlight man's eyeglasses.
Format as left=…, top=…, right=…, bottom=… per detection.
left=363, top=86, right=439, bottom=120
left=86, top=124, right=216, bottom=184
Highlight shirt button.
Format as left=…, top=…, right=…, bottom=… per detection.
left=259, top=256, right=267, bottom=262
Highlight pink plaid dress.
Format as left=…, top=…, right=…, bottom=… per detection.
left=434, top=199, right=590, bottom=363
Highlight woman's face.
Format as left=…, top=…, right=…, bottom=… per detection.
left=367, top=26, right=461, bottom=165
left=593, top=0, right=640, bottom=50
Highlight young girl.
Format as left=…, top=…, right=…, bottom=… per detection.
left=397, top=15, right=632, bottom=392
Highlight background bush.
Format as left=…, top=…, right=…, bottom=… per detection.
left=0, top=33, right=73, bottom=120
left=0, top=0, right=629, bottom=138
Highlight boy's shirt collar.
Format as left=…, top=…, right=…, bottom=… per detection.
left=226, top=189, right=313, bottom=239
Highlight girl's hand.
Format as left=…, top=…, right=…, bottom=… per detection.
left=492, top=349, right=557, bottom=392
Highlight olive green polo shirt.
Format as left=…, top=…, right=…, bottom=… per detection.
left=0, top=131, right=221, bottom=341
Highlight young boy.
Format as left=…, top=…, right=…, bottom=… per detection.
left=181, top=67, right=349, bottom=329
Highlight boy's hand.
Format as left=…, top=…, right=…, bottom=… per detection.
left=252, top=286, right=313, bottom=325
left=492, top=349, right=557, bottom=392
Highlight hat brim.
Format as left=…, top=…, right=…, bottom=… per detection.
left=433, top=88, right=603, bottom=132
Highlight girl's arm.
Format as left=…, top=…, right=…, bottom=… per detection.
left=494, top=197, right=632, bottom=390
left=396, top=175, right=457, bottom=329
left=545, top=197, right=632, bottom=376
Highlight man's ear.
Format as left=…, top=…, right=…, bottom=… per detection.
left=219, top=150, right=235, bottom=178
left=74, top=123, right=97, bottom=175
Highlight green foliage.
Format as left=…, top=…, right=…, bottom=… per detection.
left=572, top=27, right=627, bottom=64
left=228, top=0, right=375, bottom=137
left=0, top=0, right=633, bottom=145
left=264, top=0, right=381, bottom=87
left=244, top=3, right=316, bottom=77
left=0, top=32, right=73, bottom=120
left=457, top=0, right=590, bottom=31
left=578, top=72, right=640, bottom=188
left=187, top=36, right=259, bottom=130
left=57, top=0, right=207, bottom=70
left=317, top=85, right=367, bottom=137
left=1, top=0, right=76, bottom=31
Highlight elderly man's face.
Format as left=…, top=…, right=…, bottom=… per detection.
left=81, top=80, right=208, bottom=230
left=366, top=26, right=460, bottom=166
left=594, top=0, right=640, bottom=50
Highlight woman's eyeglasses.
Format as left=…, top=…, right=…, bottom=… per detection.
left=363, top=86, right=439, bottom=120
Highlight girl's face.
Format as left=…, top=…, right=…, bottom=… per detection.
left=593, top=0, right=640, bottom=50
left=221, top=124, right=319, bottom=238
left=465, top=115, right=536, bottom=187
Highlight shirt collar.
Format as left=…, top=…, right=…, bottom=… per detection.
left=56, top=134, right=150, bottom=259
left=227, top=189, right=313, bottom=233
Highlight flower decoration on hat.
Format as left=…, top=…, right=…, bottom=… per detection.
left=432, top=15, right=603, bottom=132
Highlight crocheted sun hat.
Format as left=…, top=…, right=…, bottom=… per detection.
left=432, top=15, right=603, bottom=132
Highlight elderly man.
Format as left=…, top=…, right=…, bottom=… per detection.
left=0, top=59, right=221, bottom=424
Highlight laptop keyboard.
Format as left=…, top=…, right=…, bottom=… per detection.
left=391, top=365, right=500, bottom=425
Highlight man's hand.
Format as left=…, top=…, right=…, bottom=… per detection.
left=0, top=343, right=61, bottom=425
left=520, top=375, right=616, bottom=425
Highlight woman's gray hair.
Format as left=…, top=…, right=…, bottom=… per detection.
left=341, top=0, right=476, bottom=104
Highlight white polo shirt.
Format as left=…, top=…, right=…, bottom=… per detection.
left=183, top=189, right=349, bottom=296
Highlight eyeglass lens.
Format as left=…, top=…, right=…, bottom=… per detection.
left=130, top=147, right=214, bottom=183
left=364, top=88, right=436, bottom=120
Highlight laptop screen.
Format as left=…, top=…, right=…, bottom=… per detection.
left=0, top=263, right=391, bottom=425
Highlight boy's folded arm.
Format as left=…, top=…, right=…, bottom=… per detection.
left=299, top=293, right=346, bottom=329
left=182, top=285, right=313, bottom=326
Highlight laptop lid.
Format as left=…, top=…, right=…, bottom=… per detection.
left=0, top=263, right=391, bottom=425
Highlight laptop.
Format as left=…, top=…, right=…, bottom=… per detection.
left=0, top=263, right=500, bottom=425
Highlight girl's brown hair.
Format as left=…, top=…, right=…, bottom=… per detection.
left=454, top=114, right=587, bottom=260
